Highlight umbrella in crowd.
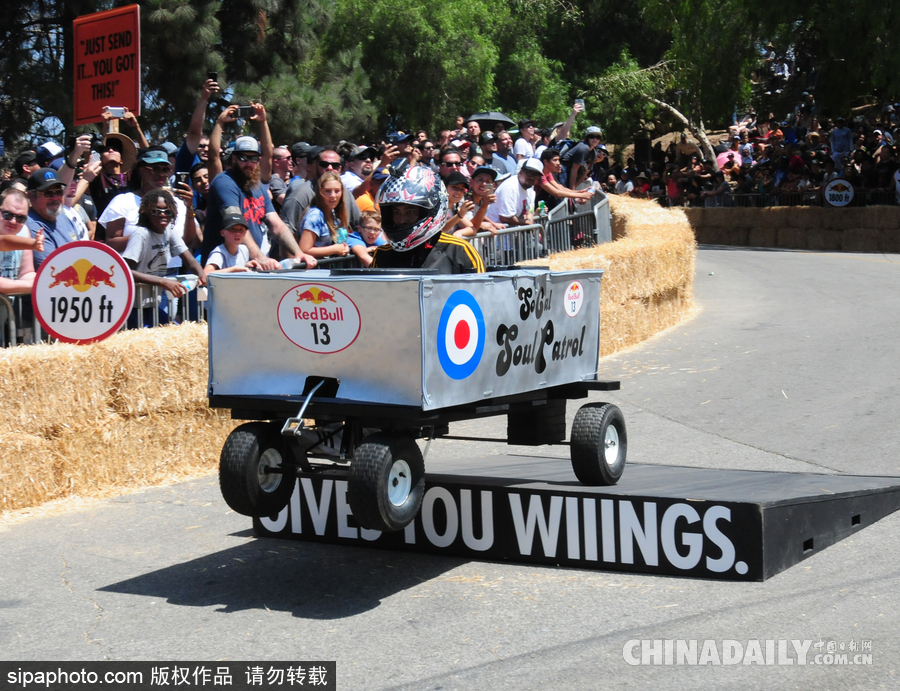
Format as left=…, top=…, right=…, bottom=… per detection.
left=466, top=112, right=515, bottom=131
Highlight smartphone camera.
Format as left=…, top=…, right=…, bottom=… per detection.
left=175, top=172, right=190, bottom=188
left=106, top=106, right=126, bottom=118
left=207, top=71, right=218, bottom=82
left=237, top=105, right=255, bottom=119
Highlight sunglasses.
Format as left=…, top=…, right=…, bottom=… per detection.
left=318, top=161, right=340, bottom=169
left=149, top=165, right=172, bottom=175
left=1, top=210, right=27, bottom=224
left=235, top=153, right=260, bottom=163
left=443, top=161, right=463, bottom=167
left=151, top=208, right=174, bottom=218
left=39, top=188, right=64, bottom=198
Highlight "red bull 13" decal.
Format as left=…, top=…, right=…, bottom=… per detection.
left=277, top=283, right=361, bottom=353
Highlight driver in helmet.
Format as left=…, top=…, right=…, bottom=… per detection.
left=371, top=163, right=485, bottom=273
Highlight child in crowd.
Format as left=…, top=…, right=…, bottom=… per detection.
left=122, top=189, right=205, bottom=325
left=203, top=209, right=264, bottom=275
left=347, top=209, right=386, bottom=267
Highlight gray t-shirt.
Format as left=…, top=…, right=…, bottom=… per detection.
left=207, top=243, right=250, bottom=269
left=122, top=226, right=188, bottom=276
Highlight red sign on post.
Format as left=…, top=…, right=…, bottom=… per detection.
left=73, top=5, right=141, bottom=126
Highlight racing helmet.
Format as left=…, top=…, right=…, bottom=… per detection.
left=377, top=162, right=448, bottom=251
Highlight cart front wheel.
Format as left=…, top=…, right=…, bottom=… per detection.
left=570, top=403, right=627, bottom=485
left=348, top=433, right=425, bottom=532
left=220, top=422, right=294, bottom=517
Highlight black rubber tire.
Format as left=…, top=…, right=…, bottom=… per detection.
left=347, top=433, right=425, bottom=532
left=570, top=403, right=627, bottom=485
left=219, top=422, right=294, bottom=517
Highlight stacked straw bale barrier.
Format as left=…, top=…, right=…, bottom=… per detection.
left=535, top=196, right=697, bottom=356
left=685, top=206, right=900, bottom=252
left=0, top=323, right=239, bottom=513
left=1, top=198, right=696, bottom=513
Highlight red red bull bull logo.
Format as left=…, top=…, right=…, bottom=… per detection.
left=32, top=240, right=134, bottom=345
left=278, top=283, right=361, bottom=354
left=564, top=280, right=584, bottom=317
left=48, top=258, right=116, bottom=292
left=824, top=179, right=854, bottom=207
left=295, top=287, right=337, bottom=304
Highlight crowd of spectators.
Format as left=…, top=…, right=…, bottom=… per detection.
left=598, top=93, right=900, bottom=208
left=14, top=76, right=900, bottom=338
left=0, top=80, right=607, bottom=341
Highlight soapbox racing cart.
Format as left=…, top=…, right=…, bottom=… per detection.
left=206, top=266, right=626, bottom=532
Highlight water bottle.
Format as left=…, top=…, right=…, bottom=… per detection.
left=337, top=227, right=348, bottom=244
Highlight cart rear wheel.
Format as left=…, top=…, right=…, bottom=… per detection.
left=347, top=433, right=425, bottom=532
left=570, top=403, right=627, bottom=485
left=220, top=422, right=294, bottom=517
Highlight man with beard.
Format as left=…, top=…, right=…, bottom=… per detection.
left=26, top=168, right=89, bottom=270
left=205, top=133, right=314, bottom=268
left=340, top=145, right=378, bottom=196
left=485, top=158, right=543, bottom=228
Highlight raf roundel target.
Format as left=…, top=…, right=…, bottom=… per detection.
left=437, top=290, right=485, bottom=380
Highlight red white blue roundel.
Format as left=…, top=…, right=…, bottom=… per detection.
left=437, top=290, right=485, bottom=379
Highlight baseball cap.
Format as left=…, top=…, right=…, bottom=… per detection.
left=36, top=142, right=65, bottom=166
left=351, top=145, right=379, bottom=160
left=392, top=132, right=413, bottom=143
left=471, top=165, right=499, bottom=181
left=290, top=142, right=311, bottom=159
left=137, top=149, right=170, bottom=166
left=161, top=141, right=178, bottom=156
left=521, top=158, right=543, bottom=175
left=372, top=166, right=390, bottom=181
left=14, top=151, right=37, bottom=169
left=518, top=118, right=535, bottom=130
left=584, top=126, right=603, bottom=138
left=479, top=132, right=496, bottom=145
left=442, top=171, right=469, bottom=188
left=222, top=208, right=249, bottom=230
left=233, top=136, right=260, bottom=154
left=27, top=168, right=64, bottom=192
left=306, top=145, right=324, bottom=162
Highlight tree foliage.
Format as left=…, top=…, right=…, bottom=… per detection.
left=2, top=0, right=900, bottom=153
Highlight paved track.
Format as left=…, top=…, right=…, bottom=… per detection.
left=2, top=246, right=900, bottom=689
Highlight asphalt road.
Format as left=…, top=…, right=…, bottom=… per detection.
left=2, top=246, right=900, bottom=689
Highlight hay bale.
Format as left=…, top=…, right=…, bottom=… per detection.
left=747, top=225, right=777, bottom=247
left=94, top=322, right=210, bottom=417
left=0, top=344, right=112, bottom=437
left=806, top=228, right=842, bottom=251
left=843, top=228, right=880, bottom=252
left=776, top=227, right=808, bottom=250
left=0, top=432, right=60, bottom=512
left=867, top=206, right=900, bottom=230
left=0, top=408, right=239, bottom=513
left=539, top=196, right=695, bottom=358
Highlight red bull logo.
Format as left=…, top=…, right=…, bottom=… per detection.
left=830, top=182, right=851, bottom=193
left=295, top=287, right=337, bottom=304
left=48, top=259, right=115, bottom=292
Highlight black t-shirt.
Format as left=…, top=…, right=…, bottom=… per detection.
left=562, top=142, right=593, bottom=181
left=371, top=233, right=486, bottom=274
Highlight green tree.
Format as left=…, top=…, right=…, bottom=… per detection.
left=323, top=0, right=501, bottom=136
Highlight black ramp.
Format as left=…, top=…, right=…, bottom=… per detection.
left=253, top=460, right=900, bottom=582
